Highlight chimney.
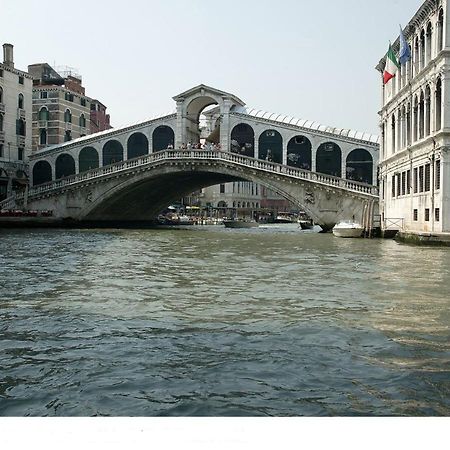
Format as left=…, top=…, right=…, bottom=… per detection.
left=3, top=43, right=14, bottom=68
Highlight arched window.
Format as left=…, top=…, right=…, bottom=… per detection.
left=16, top=119, right=25, bottom=136
left=406, top=103, right=411, bottom=146
left=413, top=96, right=419, bottom=142
left=39, top=128, right=47, bottom=145
left=414, top=36, right=420, bottom=75
left=55, top=153, right=76, bottom=179
left=79, top=147, right=99, bottom=172
left=391, top=114, right=396, bottom=153
left=64, top=109, right=72, bottom=123
left=230, top=123, right=255, bottom=157
left=18, top=93, right=24, bottom=109
left=436, top=78, right=442, bottom=131
left=38, top=107, right=49, bottom=121
left=32, top=161, right=52, bottom=186
left=287, top=135, right=312, bottom=170
left=0, top=114, right=3, bottom=132
left=79, top=114, right=86, bottom=128
left=258, top=129, right=283, bottom=163
left=127, top=132, right=149, bottom=159
left=420, top=29, right=426, bottom=70
left=316, top=142, right=342, bottom=177
left=401, top=106, right=407, bottom=149
left=438, top=9, right=444, bottom=52
left=103, top=140, right=124, bottom=165
left=152, top=126, right=174, bottom=152
left=426, top=22, right=432, bottom=64
left=346, top=149, right=373, bottom=184
left=425, top=85, right=431, bottom=136
left=419, top=90, right=425, bottom=139
left=0, top=86, right=3, bottom=103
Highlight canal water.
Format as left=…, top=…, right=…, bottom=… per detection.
left=1, top=224, right=450, bottom=416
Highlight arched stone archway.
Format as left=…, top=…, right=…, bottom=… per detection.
left=32, top=161, right=52, bottom=186
left=79, top=147, right=99, bottom=173
left=316, top=142, right=342, bottom=177
left=103, top=140, right=124, bottom=166
left=346, top=149, right=373, bottom=184
left=127, top=132, right=149, bottom=159
left=231, top=123, right=255, bottom=157
left=287, top=135, right=312, bottom=170
left=153, top=126, right=174, bottom=152
left=259, top=130, right=283, bottom=163
left=55, top=153, right=76, bottom=179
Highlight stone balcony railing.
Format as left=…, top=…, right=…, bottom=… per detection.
left=17, top=108, right=26, bottom=120
left=17, top=135, right=25, bottom=148
left=25, top=150, right=379, bottom=199
left=0, top=131, right=5, bottom=143
left=0, top=103, right=5, bottom=114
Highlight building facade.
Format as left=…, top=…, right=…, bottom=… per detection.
left=0, top=43, right=33, bottom=200
left=90, top=99, right=111, bottom=134
left=28, top=64, right=92, bottom=152
left=378, top=0, right=450, bottom=234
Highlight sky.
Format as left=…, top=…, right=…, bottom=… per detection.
left=2, top=0, right=424, bottom=135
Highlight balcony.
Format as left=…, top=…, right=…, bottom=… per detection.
left=65, top=122, right=72, bottom=131
left=0, top=131, right=5, bottom=143
left=17, top=108, right=26, bottom=120
left=0, top=103, right=5, bottom=114
left=38, top=120, right=48, bottom=129
left=17, top=135, right=25, bottom=147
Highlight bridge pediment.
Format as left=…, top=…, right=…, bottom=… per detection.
left=172, top=84, right=246, bottom=108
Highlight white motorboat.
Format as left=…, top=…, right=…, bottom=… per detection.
left=332, top=221, right=364, bottom=238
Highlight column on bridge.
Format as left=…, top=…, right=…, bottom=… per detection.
left=175, top=100, right=184, bottom=149
left=220, top=99, right=232, bottom=151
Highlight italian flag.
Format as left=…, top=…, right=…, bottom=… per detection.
left=383, top=44, right=400, bottom=84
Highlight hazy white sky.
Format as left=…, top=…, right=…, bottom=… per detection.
left=2, top=0, right=423, bottom=135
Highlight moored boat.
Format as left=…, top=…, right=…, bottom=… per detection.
left=332, top=221, right=364, bottom=238
left=298, top=219, right=314, bottom=230
left=223, top=219, right=259, bottom=228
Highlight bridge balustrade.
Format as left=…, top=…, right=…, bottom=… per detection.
left=25, top=149, right=378, bottom=199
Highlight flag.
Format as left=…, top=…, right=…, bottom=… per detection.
left=383, top=43, right=400, bottom=84
left=399, top=25, right=411, bottom=65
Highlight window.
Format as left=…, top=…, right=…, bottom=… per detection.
left=18, top=148, right=24, bottom=160
left=419, top=166, right=424, bottom=192
left=18, top=93, right=24, bottom=109
left=435, top=208, right=440, bottom=222
left=413, top=209, right=418, bottom=221
left=39, top=128, right=47, bottom=145
left=0, top=69, right=3, bottom=77
left=79, top=114, right=86, bottom=128
left=16, top=119, right=25, bottom=136
left=0, top=86, right=3, bottom=103
left=407, top=170, right=411, bottom=194
left=40, top=91, right=48, bottom=99
left=220, top=184, right=225, bottom=194
left=392, top=175, right=396, bottom=198
left=396, top=173, right=401, bottom=197
left=435, top=159, right=441, bottom=190
left=64, top=130, right=72, bottom=142
left=413, top=167, right=418, bottom=193
left=438, top=9, right=444, bottom=51
left=38, top=107, right=49, bottom=121
left=65, top=92, right=74, bottom=102
left=0, top=144, right=3, bottom=157
left=401, top=172, right=406, bottom=196
left=18, top=76, right=24, bottom=85
left=425, top=208, right=430, bottom=222
left=64, top=109, right=72, bottom=123
left=81, top=98, right=86, bottom=106
left=436, top=78, right=442, bottom=131
left=424, top=163, right=431, bottom=192
left=0, top=114, right=3, bottom=132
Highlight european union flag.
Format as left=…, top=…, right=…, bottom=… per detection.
left=399, top=25, right=411, bottom=65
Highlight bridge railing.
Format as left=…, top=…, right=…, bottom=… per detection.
left=26, top=149, right=379, bottom=198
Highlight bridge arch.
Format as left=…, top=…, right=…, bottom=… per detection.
left=153, top=126, right=174, bottom=152
left=287, top=135, right=312, bottom=170
left=258, top=129, right=283, bottom=163
left=103, top=140, right=124, bottom=166
left=32, top=161, right=52, bottom=186
left=55, top=153, right=76, bottom=179
left=127, top=132, right=149, bottom=159
left=230, top=123, right=255, bottom=157
left=346, top=149, right=373, bottom=184
left=79, top=147, right=99, bottom=173
left=316, top=142, right=342, bottom=177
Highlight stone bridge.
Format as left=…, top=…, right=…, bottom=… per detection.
left=7, top=150, right=379, bottom=231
